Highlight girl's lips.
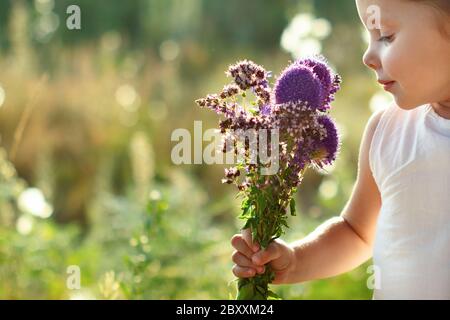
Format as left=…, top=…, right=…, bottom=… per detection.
left=378, top=80, right=396, bottom=91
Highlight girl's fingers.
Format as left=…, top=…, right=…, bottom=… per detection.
left=252, top=242, right=282, bottom=266
left=230, top=234, right=254, bottom=259
left=241, top=228, right=260, bottom=252
left=232, top=265, right=256, bottom=278
left=232, top=251, right=265, bottom=273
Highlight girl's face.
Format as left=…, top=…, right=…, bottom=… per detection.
left=356, top=0, right=450, bottom=110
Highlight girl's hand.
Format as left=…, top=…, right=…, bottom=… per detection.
left=230, top=228, right=296, bottom=284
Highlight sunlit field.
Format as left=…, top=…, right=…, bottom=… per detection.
left=0, top=0, right=391, bottom=299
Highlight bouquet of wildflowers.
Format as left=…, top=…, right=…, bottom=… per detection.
left=196, top=56, right=341, bottom=300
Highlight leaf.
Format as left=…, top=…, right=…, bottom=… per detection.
left=237, top=278, right=249, bottom=290
left=242, top=217, right=254, bottom=230
left=236, top=283, right=254, bottom=300
left=256, top=285, right=265, bottom=292
left=239, top=204, right=252, bottom=220
left=271, top=235, right=281, bottom=242
left=240, top=199, right=249, bottom=211
left=253, top=292, right=266, bottom=300
left=267, top=290, right=282, bottom=300
left=289, top=198, right=296, bottom=216
left=256, top=193, right=266, bottom=214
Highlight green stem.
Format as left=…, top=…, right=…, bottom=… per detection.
left=236, top=267, right=275, bottom=300
left=235, top=194, right=284, bottom=300
left=234, top=163, right=306, bottom=300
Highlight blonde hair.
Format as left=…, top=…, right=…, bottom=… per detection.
left=409, top=0, right=450, bottom=13
left=409, top=0, right=450, bottom=38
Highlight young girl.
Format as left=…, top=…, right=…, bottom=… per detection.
left=231, top=0, right=450, bottom=299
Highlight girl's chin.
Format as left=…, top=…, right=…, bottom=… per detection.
left=394, top=97, right=425, bottom=110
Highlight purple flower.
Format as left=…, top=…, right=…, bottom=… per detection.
left=226, top=60, right=267, bottom=91
left=274, top=65, right=323, bottom=109
left=312, top=115, right=340, bottom=167
left=260, top=103, right=271, bottom=116
left=274, top=56, right=341, bottom=111
left=291, top=114, right=339, bottom=173
left=299, top=58, right=342, bottom=111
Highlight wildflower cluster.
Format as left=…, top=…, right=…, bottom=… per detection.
left=195, top=56, right=342, bottom=300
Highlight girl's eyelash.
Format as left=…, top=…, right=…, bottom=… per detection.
left=378, top=34, right=394, bottom=43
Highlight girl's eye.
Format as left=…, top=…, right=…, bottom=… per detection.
left=378, top=34, right=394, bottom=43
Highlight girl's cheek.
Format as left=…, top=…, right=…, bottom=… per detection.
left=382, top=42, right=406, bottom=81
left=380, top=50, right=398, bottom=79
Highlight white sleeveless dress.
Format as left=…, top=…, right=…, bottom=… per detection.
left=369, top=104, right=450, bottom=299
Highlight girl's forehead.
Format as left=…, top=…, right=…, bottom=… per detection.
left=356, top=0, right=398, bottom=15
left=356, top=0, right=400, bottom=28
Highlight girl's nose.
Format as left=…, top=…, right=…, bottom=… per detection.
left=363, top=47, right=380, bottom=71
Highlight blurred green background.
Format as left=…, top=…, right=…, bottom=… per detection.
left=0, top=0, right=391, bottom=299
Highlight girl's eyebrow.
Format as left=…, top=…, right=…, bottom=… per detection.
left=381, top=17, right=397, bottom=27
